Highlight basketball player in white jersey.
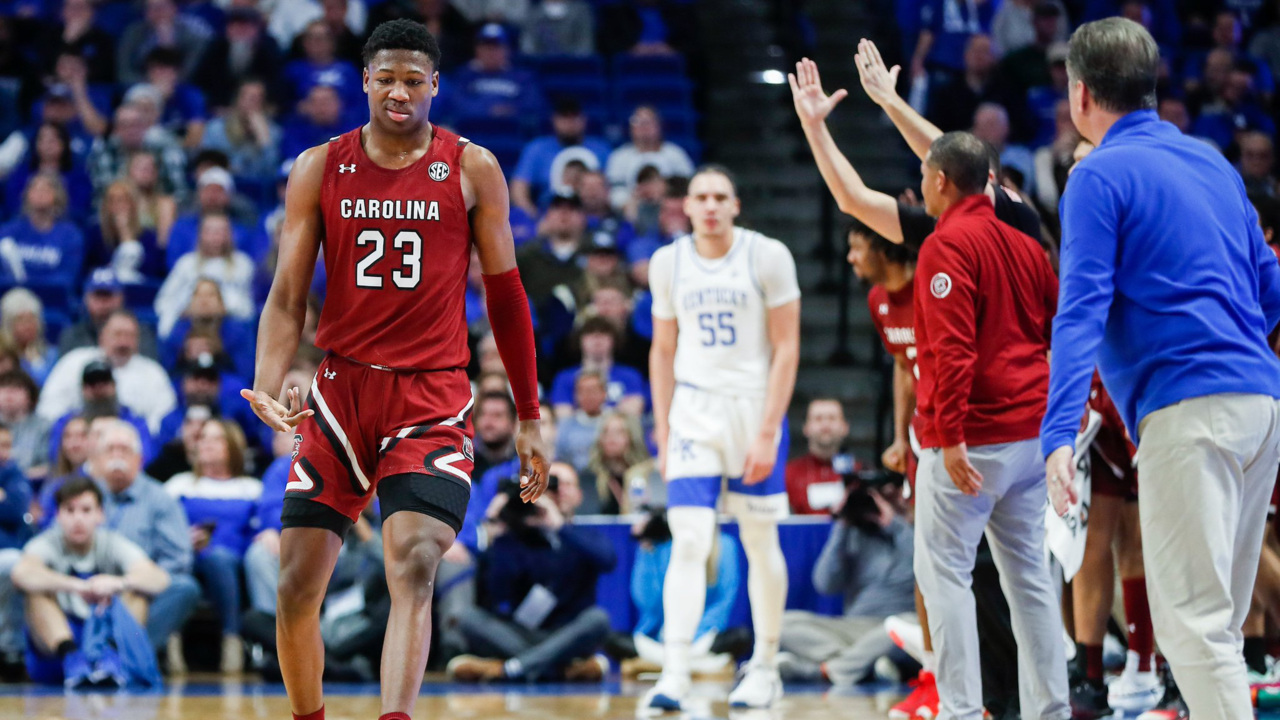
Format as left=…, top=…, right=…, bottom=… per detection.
left=642, top=165, right=802, bottom=711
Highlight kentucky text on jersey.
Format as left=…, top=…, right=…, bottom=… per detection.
left=680, top=287, right=750, bottom=311
left=884, top=327, right=915, bottom=346
left=339, top=198, right=441, bottom=221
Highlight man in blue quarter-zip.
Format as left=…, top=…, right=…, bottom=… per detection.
left=1041, top=17, right=1280, bottom=720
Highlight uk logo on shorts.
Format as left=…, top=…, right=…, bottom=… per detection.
left=292, top=434, right=303, bottom=459
left=428, top=162, right=450, bottom=182
left=930, top=272, right=953, bottom=299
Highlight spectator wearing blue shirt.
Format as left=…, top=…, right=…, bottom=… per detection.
left=283, top=20, right=364, bottom=111
left=116, top=0, right=213, bottom=85
left=1, top=289, right=59, bottom=389
left=1042, top=20, right=1280, bottom=718
left=165, top=419, right=261, bottom=675
left=280, top=83, right=353, bottom=162
left=159, top=278, right=257, bottom=382
left=47, top=361, right=157, bottom=466
left=157, top=352, right=261, bottom=452
left=192, top=7, right=285, bottom=110
left=3, top=122, right=93, bottom=223
left=85, top=181, right=166, bottom=284
left=143, top=48, right=209, bottom=150
left=165, top=168, right=267, bottom=270
left=0, top=422, right=33, bottom=663
left=511, top=98, right=611, bottom=217
left=1190, top=59, right=1276, bottom=152
left=200, top=79, right=282, bottom=183
left=911, top=0, right=996, bottom=80
left=0, top=174, right=84, bottom=289
left=443, top=24, right=543, bottom=121
left=550, top=316, right=648, bottom=421
left=555, top=371, right=607, bottom=474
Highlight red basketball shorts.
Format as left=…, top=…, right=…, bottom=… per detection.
left=1089, top=421, right=1138, bottom=501
left=282, top=354, right=475, bottom=537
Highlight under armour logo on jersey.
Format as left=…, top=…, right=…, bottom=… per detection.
left=930, top=272, right=953, bottom=299
left=323, top=369, right=337, bottom=380
left=339, top=164, right=356, bottom=174
left=428, top=162, right=450, bottom=182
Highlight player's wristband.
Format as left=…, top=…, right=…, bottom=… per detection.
left=483, top=267, right=541, bottom=421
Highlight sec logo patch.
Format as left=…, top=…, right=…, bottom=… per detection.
left=930, top=272, right=952, bottom=299
left=428, top=162, right=450, bottom=182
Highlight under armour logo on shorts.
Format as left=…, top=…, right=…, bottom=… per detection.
left=324, top=369, right=337, bottom=380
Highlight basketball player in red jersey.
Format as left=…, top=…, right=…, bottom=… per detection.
left=240, top=20, right=548, bottom=720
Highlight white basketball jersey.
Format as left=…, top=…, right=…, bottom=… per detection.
left=649, top=227, right=801, bottom=397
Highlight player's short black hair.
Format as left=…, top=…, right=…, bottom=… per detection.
left=927, top=132, right=990, bottom=197
left=55, top=476, right=103, bottom=510
left=847, top=218, right=915, bottom=266
left=690, top=164, right=738, bottom=194
left=362, top=19, right=442, bottom=69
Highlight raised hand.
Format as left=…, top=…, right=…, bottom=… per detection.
left=788, top=58, right=849, bottom=128
left=855, top=38, right=902, bottom=108
left=240, top=386, right=314, bottom=433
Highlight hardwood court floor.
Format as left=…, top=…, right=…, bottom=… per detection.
left=0, top=677, right=904, bottom=720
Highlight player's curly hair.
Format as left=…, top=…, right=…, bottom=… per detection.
left=362, top=19, right=442, bottom=69
left=847, top=218, right=915, bottom=266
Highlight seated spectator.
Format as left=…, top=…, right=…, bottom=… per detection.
left=37, top=311, right=177, bottom=436
left=444, top=23, right=543, bottom=126
left=166, top=167, right=266, bottom=269
left=123, top=151, right=179, bottom=248
left=3, top=122, right=93, bottom=223
left=289, top=0, right=365, bottom=66
left=117, top=0, right=212, bottom=85
left=0, top=174, right=84, bottom=287
left=605, top=107, right=695, bottom=210
left=510, top=99, right=610, bottom=216
left=785, top=398, right=857, bottom=516
left=556, top=371, right=607, bottom=474
left=577, top=236, right=630, bottom=306
left=516, top=192, right=587, bottom=308
left=58, top=269, right=161, bottom=360
left=0, top=419, right=32, bottom=665
left=1023, top=42, right=1069, bottom=149
left=450, top=0, right=529, bottom=25
left=1, top=289, right=58, bottom=387
left=283, top=20, right=363, bottom=111
left=990, top=0, right=1067, bottom=57
left=39, top=0, right=117, bottom=85
left=622, top=509, right=741, bottom=675
left=87, top=103, right=188, bottom=204
left=0, top=371, right=49, bottom=478
left=46, top=360, right=156, bottom=465
left=142, top=48, right=209, bottom=150
left=155, top=214, right=257, bottom=337
left=580, top=170, right=638, bottom=255
left=158, top=347, right=259, bottom=450
left=200, top=79, right=282, bottom=183
left=46, top=416, right=90, bottom=490
left=145, top=403, right=210, bottom=482
left=997, top=2, right=1062, bottom=98
left=164, top=419, right=261, bottom=675
left=86, top=181, right=164, bottom=284
left=550, top=317, right=647, bottom=420
left=1191, top=60, right=1276, bottom=151
left=267, top=0, right=368, bottom=58
left=971, top=103, right=1034, bottom=195
left=579, top=411, right=649, bottom=515
left=367, top=0, right=473, bottom=72
left=43, top=50, right=112, bottom=141
left=280, top=83, right=352, bottom=162
left=1182, top=10, right=1274, bottom=100
left=194, top=7, right=284, bottom=110
left=577, top=282, right=649, bottom=373
left=75, top=420, right=200, bottom=667
left=623, top=165, right=667, bottom=237
left=13, top=476, right=170, bottom=686
left=778, top=474, right=916, bottom=685
left=598, top=0, right=696, bottom=56
left=160, top=278, right=256, bottom=382
left=472, top=392, right=518, bottom=482
left=1239, top=130, right=1276, bottom=198
left=1032, top=99, right=1080, bottom=215
left=449, top=474, right=615, bottom=682
left=521, top=0, right=594, bottom=56
left=243, top=429, right=291, bottom=618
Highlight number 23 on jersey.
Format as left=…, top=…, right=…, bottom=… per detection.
left=354, top=229, right=423, bottom=289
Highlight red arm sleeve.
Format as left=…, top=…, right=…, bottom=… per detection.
left=917, top=237, right=978, bottom=447
left=483, top=268, right=540, bottom=421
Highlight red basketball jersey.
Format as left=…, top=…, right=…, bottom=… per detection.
left=316, top=125, right=472, bottom=370
left=868, top=283, right=916, bottom=377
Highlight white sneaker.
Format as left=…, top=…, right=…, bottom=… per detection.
left=728, top=663, right=783, bottom=709
left=641, top=672, right=690, bottom=713
left=1108, top=651, right=1163, bottom=714
left=884, top=615, right=925, bottom=665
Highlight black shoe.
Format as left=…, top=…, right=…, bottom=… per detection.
left=1071, top=678, right=1115, bottom=719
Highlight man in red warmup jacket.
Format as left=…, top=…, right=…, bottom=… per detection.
left=910, top=131, right=1069, bottom=720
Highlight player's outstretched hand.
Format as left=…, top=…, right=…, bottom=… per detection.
left=1045, top=445, right=1078, bottom=517
left=788, top=57, right=848, bottom=129
left=855, top=38, right=902, bottom=108
left=741, top=432, right=778, bottom=485
left=240, top=386, right=314, bottom=433
left=515, top=419, right=550, bottom=503
left=942, top=443, right=983, bottom=497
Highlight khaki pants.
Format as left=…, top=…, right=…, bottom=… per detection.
left=779, top=611, right=898, bottom=685
left=1137, top=393, right=1280, bottom=720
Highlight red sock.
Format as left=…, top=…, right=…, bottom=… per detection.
left=1085, top=644, right=1104, bottom=682
left=379, top=714, right=411, bottom=720
left=1122, top=577, right=1155, bottom=671
left=293, top=708, right=324, bottom=720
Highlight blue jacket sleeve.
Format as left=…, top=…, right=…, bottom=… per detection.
left=0, top=464, right=30, bottom=527
left=697, top=533, right=742, bottom=639
left=1041, top=168, right=1119, bottom=457
left=630, top=542, right=667, bottom=639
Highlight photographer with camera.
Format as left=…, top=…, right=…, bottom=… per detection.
left=777, top=469, right=916, bottom=686
left=447, top=465, right=616, bottom=683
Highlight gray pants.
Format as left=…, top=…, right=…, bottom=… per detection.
left=458, top=605, right=611, bottom=680
left=780, top=611, right=898, bottom=685
left=1136, top=393, right=1280, bottom=720
left=244, top=541, right=280, bottom=615
left=915, top=439, right=1069, bottom=720
left=0, top=549, right=22, bottom=658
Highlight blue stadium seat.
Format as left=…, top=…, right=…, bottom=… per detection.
left=649, top=107, right=698, bottom=138
left=20, top=279, right=75, bottom=313
left=455, top=114, right=524, bottom=141
left=123, top=281, right=162, bottom=311
left=614, top=78, right=694, bottom=114
left=529, top=54, right=606, bottom=80
left=542, top=77, right=611, bottom=110
left=611, top=53, right=687, bottom=79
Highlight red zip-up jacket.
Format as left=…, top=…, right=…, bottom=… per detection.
left=914, top=194, right=1058, bottom=449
